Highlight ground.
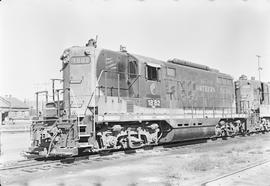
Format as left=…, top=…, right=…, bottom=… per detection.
left=1, top=132, right=270, bottom=186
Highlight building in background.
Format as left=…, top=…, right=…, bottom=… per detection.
left=0, top=95, right=30, bottom=125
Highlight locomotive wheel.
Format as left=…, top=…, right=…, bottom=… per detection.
left=221, top=130, right=227, bottom=137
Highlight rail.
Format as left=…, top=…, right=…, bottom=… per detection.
left=201, top=159, right=270, bottom=186
left=35, top=91, right=48, bottom=117
left=84, top=69, right=105, bottom=115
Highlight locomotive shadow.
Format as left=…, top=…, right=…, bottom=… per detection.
left=162, top=138, right=208, bottom=148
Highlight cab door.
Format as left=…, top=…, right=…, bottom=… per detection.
left=127, top=57, right=139, bottom=98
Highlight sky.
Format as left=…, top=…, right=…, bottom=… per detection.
left=0, top=0, right=270, bottom=101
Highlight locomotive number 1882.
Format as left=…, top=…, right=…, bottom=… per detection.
left=147, top=98, right=161, bottom=108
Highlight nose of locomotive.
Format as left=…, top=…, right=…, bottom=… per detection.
left=61, top=43, right=97, bottom=117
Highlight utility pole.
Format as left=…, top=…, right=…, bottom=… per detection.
left=256, top=55, right=262, bottom=82
left=256, top=55, right=263, bottom=105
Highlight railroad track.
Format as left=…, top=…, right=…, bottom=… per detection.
left=0, top=139, right=208, bottom=173
left=0, top=131, right=268, bottom=174
left=201, top=159, right=270, bottom=186
left=0, top=146, right=164, bottom=174
left=0, top=159, right=55, bottom=171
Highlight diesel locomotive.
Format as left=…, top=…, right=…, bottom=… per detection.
left=27, top=39, right=270, bottom=157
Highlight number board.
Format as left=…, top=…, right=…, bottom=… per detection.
left=146, top=98, right=161, bottom=108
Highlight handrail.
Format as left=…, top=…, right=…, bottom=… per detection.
left=97, top=86, right=135, bottom=91
left=69, top=88, right=81, bottom=108
left=84, top=69, right=105, bottom=115
left=32, top=118, right=77, bottom=122
left=127, top=75, right=140, bottom=90
left=84, top=69, right=141, bottom=114
left=35, top=91, right=49, bottom=117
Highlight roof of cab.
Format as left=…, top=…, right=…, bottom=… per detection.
left=131, top=54, right=164, bottom=66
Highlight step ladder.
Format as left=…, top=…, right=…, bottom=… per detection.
left=77, top=116, right=93, bottom=147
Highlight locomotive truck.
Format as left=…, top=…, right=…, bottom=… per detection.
left=27, top=39, right=270, bottom=157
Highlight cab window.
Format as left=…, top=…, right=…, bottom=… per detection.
left=146, top=65, right=158, bottom=81
left=128, top=61, right=137, bottom=79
